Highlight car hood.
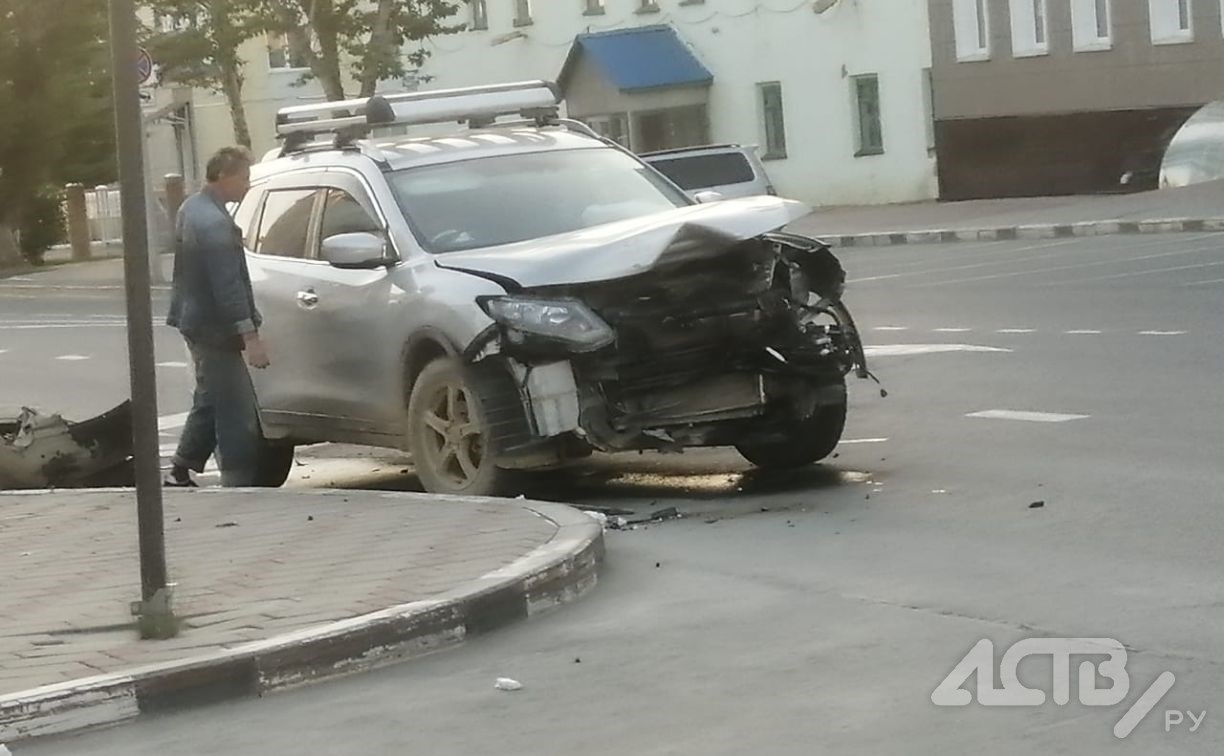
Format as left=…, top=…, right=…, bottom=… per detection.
left=433, top=196, right=812, bottom=288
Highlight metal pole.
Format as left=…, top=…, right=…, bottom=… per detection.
left=108, top=0, right=177, bottom=639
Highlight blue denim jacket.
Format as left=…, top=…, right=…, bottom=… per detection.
left=166, top=188, right=261, bottom=348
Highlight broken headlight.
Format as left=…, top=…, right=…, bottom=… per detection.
left=479, top=297, right=615, bottom=352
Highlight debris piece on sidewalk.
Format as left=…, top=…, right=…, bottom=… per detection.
left=932, top=489, right=948, bottom=494
left=627, top=506, right=680, bottom=525
left=606, top=516, right=630, bottom=531
left=579, top=504, right=636, bottom=516
left=574, top=657, right=581, bottom=664
left=307, top=515, right=315, bottom=522
left=1029, top=501, right=1045, bottom=509
left=216, top=521, right=239, bottom=528
left=582, top=510, right=609, bottom=529
left=494, top=677, right=523, bottom=691
left=0, top=402, right=134, bottom=489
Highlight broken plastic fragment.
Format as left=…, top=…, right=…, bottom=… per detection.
left=494, top=677, right=523, bottom=691
left=583, top=510, right=609, bottom=529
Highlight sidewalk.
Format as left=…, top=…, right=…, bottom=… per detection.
left=0, top=488, right=603, bottom=743
left=788, top=180, right=1224, bottom=246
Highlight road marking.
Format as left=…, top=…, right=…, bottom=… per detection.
left=158, top=411, right=190, bottom=431
left=156, top=361, right=189, bottom=368
left=873, top=326, right=909, bottom=332
left=55, top=354, right=91, bottom=361
left=967, top=409, right=1089, bottom=423
left=997, top=328, right=1036, bottom=334
left=1138, top=330, right=1187, bottom=336
left=933, top=327, right=972, bottom=333
left=840, top=438, right=889, bottom=445
left=865, top=344, right=1012, bottom=357
left=1065, top=329, right=1102, bottom=335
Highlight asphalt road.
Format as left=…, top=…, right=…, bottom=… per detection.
left=7, top=233, right=1224, bottom=754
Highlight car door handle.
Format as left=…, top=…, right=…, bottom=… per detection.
left=296, top=289, right=319, bottom=308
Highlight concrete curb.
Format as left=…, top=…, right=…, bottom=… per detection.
left=825, top=217, right=1224, bottom=247
left=0, top=494, right=604, bottom=745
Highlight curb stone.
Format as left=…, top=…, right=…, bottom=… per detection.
left=825, top=217, right=1224, bottom=247
left=0, top=495, right=603, bottom=745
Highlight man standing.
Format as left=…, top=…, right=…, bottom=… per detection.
left=165, top=146, right=270, bottom=487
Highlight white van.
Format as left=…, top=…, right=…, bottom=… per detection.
left=640, top=144, right=777, bottom=200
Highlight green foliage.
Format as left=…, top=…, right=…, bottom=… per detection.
left=0, top=0, right=115, bottom=240
left=18, top=189, right=66, bottom=264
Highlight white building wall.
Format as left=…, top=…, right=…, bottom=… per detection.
left=174, top=0, right=936, bottom=205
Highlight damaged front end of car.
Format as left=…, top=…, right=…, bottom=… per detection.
left=455, top=216, right=876, bottom=470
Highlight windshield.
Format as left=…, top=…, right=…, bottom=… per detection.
left=387, top=148, right=690, bottom=253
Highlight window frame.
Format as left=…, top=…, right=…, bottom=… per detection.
left=266, top=31, right=310, bottom=72
left=1009, top=0, right=1050, bottom=57
left=513, top=0, right=532, bottom=27
left=1149, top=0, right=1194, bottom=45
left=757, top=82, right=788, bottom=161
left=1071, top=0, right=1113, bottom=51
left=850, top=74, right=885, bottom=158
left=470, top=0, right=488, bottom=31
left=583, top=0, right=605, bottom=15
left=953, top=0, right=993, bottom=62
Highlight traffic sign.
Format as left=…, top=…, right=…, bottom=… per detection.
left=136, top=47, right=154, bottom=85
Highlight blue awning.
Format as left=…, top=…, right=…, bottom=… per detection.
left=559, top=25, right=713, bottom=94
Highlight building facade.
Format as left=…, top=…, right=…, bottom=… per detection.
left=929, top=0, right=1224, bottom=199
left=162, top=0, right=937, bottom=207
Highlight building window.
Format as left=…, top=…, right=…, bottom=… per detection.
left=1009, top=0, right=1049, bottom=56
left=584, top=114, right=630, bottom=148
left=634, top=105, right=709, bottom=152
left=953, top=0, right=991, bottom=61
left=267, top=32, right=309, bottom=70
left=757, top=82, right=787, bottom=160
left=1070, top=0, right=1112, bottom=50
left=514, top=0, right=532, bottom=27
left=471, top=0, right=488, bottom=30
left=1149, top=0, right=1193, bottom=43
left=584, top=0, right=605, bottom=14
left=636, top=0, right=661, bottom=13
left=851, top=75, right=884, bottom=157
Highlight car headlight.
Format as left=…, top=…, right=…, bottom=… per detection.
left=479, top=297, right=615, bottom=352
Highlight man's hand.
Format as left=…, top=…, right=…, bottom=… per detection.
left=243, top=332, right=271, bottom=369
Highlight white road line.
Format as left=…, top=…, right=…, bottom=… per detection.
left=967, top=410, right=1090, bottom=423
left=865, top=344, right=1012, bottom=357
left=1138, top=330, right=1187, bottom=336
left=158, top=411, right=190, bottom=432
left=996, top=328, right=1036, bottom=334
left=909, top=233, right=1219, bottom=288
left=156, top=361, right=189, bottom=368
left=933, top=327, right=972, bottom=333
left=1065, top=330, right=1102, bottom=335
left=1051, top=260, right=1224, bottom=285
left=873, top=326, right=909, bottom=332
left=1183, top=277, right=1224, bottom=287
left=55, top=354, right=91, bottom=361
left=840, top=438, right=889, bottom=445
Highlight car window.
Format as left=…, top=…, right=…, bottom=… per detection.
left=255, top=189, right=318, bottom=258
left=647, top=153, right=756, bottom=191
left=232, top=189, right=265, bottom=249
left=318, top=188, right=381, bottom=241
left=386, top=148, right=689, bottom=254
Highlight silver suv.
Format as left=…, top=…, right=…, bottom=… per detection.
left=640, top=144, right=776, bottom=200
left=239, top=82, right=872, bottom=495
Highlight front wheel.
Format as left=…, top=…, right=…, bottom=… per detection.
left=407, top=358, right=512, bottom=496
left=735, top=401, right=847, bottom=469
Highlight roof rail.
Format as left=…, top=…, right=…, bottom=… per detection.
left=274, top=81, right=561, bottom=153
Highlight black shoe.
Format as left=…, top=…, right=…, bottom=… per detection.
left=164, top=466, right=198, bottom=488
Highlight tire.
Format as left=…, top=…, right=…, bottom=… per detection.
left=735, top=401, right=847, bottom=469
left=407, top=358, right=514, bottom=496
left=252, top=439, right=295, bottom=487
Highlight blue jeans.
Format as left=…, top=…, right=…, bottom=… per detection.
left=171, top=339, right=261, bottom=487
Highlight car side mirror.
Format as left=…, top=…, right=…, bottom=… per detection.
left=320, top=232, right=390, bottom=269
left=693, top=190, right=724, bottom=204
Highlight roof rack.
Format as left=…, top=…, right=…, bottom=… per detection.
left=274, top=80, right=562, bottom=155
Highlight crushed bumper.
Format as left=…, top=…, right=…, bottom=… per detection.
left=0, top=402, right=134, bottom=489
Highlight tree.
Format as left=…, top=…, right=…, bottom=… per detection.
left=140, top=0, right=264, bottom=147
left=258, top=0, right=462, bottom=102
left=0, top=0, right=115, bottom=265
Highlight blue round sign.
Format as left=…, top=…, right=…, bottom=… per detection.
left=136, top=48, right=154, bottom=85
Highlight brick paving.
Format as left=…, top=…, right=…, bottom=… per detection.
left=0, top=489, right=557, bottom=695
